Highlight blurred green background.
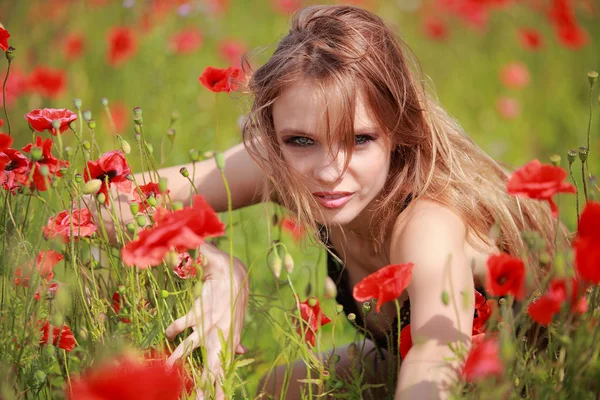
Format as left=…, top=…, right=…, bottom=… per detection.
left=1, top=0, right=599, bottom=394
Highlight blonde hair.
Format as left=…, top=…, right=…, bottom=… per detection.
left=240, top=5, right=561, bottom=274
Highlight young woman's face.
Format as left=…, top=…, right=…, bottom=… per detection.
left=272, top=80, right=392, bottom=227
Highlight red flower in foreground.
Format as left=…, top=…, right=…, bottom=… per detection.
left=198, top=66, right=243, bottom=93
left=63, top=32, right=86, bottom=60
left=173, top=251, right=200, bottom=279
left=281, top=216, right=305, bottom=242
left=83, top=151, right=132, bottom=205
left=573, top=201, right=600, bottom=283
left=0, top=28, right=10, bottom=51
left=0, top=147, right=30, bottom=193
left=121, top=195, right=225, bottom=268
left=507, top=160, right=576, bottom=217
left=528, top=277, right=587, bottom=326
left=28, top=66, right=67, bottom=99
left=133, top=182, right=170, bottom=213
left=518, top=28, right=543, bottom=51
left=68, top=357, right=186, bottom=400
left=40, top=320, right=76, bottom=352
left=399, top=324, right=413, bottom=359
left=169, top=28, right=203, bottom=54
left=107, top=27, right=138, bottom=67
left=500, top=62, right=530, bottom=89
left=353, top=263, right=414, bottom=313
left=43, top=208, right=96, bottom=243
left=296, top=297, right=332, bottom=347
left=14, top=250, right=64, bottom=287
left=22, top=136, right=69, bottom=191
left=0, top=132, right=11, bottom=151
left=485, top=253, right=525, bottom=300
left=462, top=338, right=504, bottom=382
left=24, top=108, right=77, bottom=135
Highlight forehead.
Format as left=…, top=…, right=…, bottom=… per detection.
left=272, top=80, right=377, bottom=135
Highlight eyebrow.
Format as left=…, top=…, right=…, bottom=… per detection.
left=277, top=127, right=380, bottom=135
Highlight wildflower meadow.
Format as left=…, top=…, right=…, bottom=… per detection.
left=1, top=0, right=600, bottom=399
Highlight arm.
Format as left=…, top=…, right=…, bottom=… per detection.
left=391, top=204, right=475, bottom=400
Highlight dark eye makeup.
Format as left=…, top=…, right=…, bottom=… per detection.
left=282, top=134, right=376, bottom=148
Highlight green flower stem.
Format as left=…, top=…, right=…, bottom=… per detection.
left=568, top=163, right=580, bottom=228
left=582, top=160, right=589, bottom=203
left=587, top=82, right=593, bottom=165
left=2, top=58, right=11, bottom=136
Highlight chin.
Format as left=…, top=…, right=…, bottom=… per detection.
left=315, top=207, right=361, bottom=227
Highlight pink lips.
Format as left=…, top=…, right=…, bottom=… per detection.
left=312, top=191, right=355, bottom=209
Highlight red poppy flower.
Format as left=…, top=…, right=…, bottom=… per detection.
left=423, top=17, right=449, bottom=41
left=272, top=0, right=302, bottom=14
left=173, top=251, right=200, bottom=279
left=296, top=297, right=332, bottom=347
left=121, top=195, right=225, bottom=268
left=462, top=338, right=504, bottom=382
left=43, top=208, right=97, bottom=243
left=0, top=133, right=12, bottom=151
left=0, top=148, right=30, bottom=194
left=0, top=28, right=10, bottom=51
left=28, top=66, right=67, bottom=99
left=14, top=250, right=64, bottom=287
left=198, top=66, right=243, bottom=93
left=67, top=356, right=186, bottom=400
left=133, top=182, right=170, bottom=213
left=83, top=150, right=132, bottom=206
left=107, top=26, right=138, bottom=67
left=169, top=28, right=203, bottom=54
left=111, top=292, right=131, bottom=323
left=500, top=62, right=530, bottom=89
left=24, top=108, right=77, bottom=135
left=399, top=324, right=413, bottom=359
left=40, top=320, right=77, bottom=352
left=204, top=0, right=230, bottom=14
left=496, top=96, right=521, bottom=120
left=573, top=201, right=600, bottom=283
left=353, top=263, right=414, bottom=313
left=485, top=253, right=526, bottom=300
left=473, top=289, right=494, bottom=334
left=2, top=67, right=29, bottom=108
left=281, top=216, right=305, bottom=242
left=218, top=39, right=247, bottom=67
left=102, top=101, right=129, bottom=135
left=22, top=136, right=69, bottom=191
left=518, top=28, right=543, bottom=51
left=34, top=282, right=59, bottom=301
left=63, top=32, right=85, bottom=60
left=506, top=159, right=576, bottom=217
left=528, top=277, right=587, bottom=326
left=555, top=24, right=589, bottom=50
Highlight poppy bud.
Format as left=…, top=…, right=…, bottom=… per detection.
left=83, top=179, right=102, bottom=194
left=215, top=152, right=225, bottom=171
left=588, top=71, right=598, bottom=88
left=164, top=250, right=179, bottom=268
left=126, top=222, right=136, bottom=233
left=129, top=201, right=140, bottom=215
left=134, top=115, right=143, bottom=126
left=284, top=253, right=294, bottom=273
left=34, top=370, right=46, bottom=386
left=30, top=147, right=43, bottom=161
left=170, top=111, right=180, bottom=124
left=73, top=98, right=82, bottom=110
left=321, top=370, right=330, bottom=382
left=101, top=97, right=109, bottom=106
left=167, top=128, right=176, bottom=143
left=65, top=146, right=73, bottom=158
left=567, top=149, right=577, bottom=164
left=189, top=148, right=199, bottom=161
left=549, top=154, right=560, bottom=167
left=324, top=276, right=337, bottom=299
left=441, top=291, right=450, bottom=306
left=133, top=106, right=143, bottom=117
left=347, top=313, right=356, bottom=323
left=134, top=125, right=142, bottom=135
left=346, top=342, right=358, bottom=359
left=193, top=281, right=203, bottom=298
left=145, top=142, right=153, bottom=154
left=362, top=301, right=371, bottom=315
left=82, top=140, right=91, bottom=150
left=147, top=195, right=157, bottom=207
left=74, top=173, right=83, bottom=183
left=87, top=119, right=96, bottom=129
left=172, top=201, right=183, bottom=211
left=500, top=336, right=516, bottom=363
left=136, top=215, right=147, bottom=227
left=5, top=46, right=15, bottom=62
left=578, top=147, right=588, bottom=162
left=120, top=138, right=131, bottom=155
left=79, top=327, right=88, bottom=340
left=335, top=304, right=344, bottom=314
left=51, top=120, right=61, bottom=132
left=158, top=177, right=168, bottom=194
left=160, top=290, right=170, bottom=299
left=82, top=110, right=92, bottom=122
left=179, top=167, right=189, bottom=178
left=333, top=381, right=344, bottom=390
left=307, top=297, right=317, bottom=307
left=539, top=251, right=551, bottom=265
left=203, top=150, right=215, bottom=159
left=39, top=165, right=49, bottom=177
left=270, top=254, right=282, bottom=278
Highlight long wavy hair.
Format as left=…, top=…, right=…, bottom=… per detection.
left=240, top=4, right=563, bottom=279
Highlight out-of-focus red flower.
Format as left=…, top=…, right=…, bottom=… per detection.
left=518, top=28, right=543, bottom=51
left=0, top=119, right=4, bottom=128
left=423, top=17, right=449, bottom=41
left=500, top=62, right=530, bottom=89
left=507, top=159, right=576, bottom=217
left=296, top=297, right=331, bottom=347
left=173, top=251, right=200, bottom=279
left=353, top=263, right=414, bottom=313
left=2, top=67, right=29, bottom=108
left=111, top=292, right=131, bottom=323
left=437, top=0, right=490, bottom=30
left=573, top=201, right=600, bottom=283
left=485, top=253, right=525, bottom=300
left=462, top=338, right=503, bottom=382
left=133, top=182, right=170, bottom=213
left=34, top=282, right=59, bottom=301
left=24, top=108, right=77, bottom=135
left=496, top=96, right=521, bottom=119
left=218, top=39, right=247, bottom=67
left=14, top=250, right=64, bottom=287
left=67, top=356, right=186, bottom=400
left=547, top=0, right=589, bottom=50
left=399, top=324, right=413, bottom=359
left=198, top=66, right=243, bottom=93
left=528, top=277, right=587, bottom=326
left=0, top=148, right=30, bottom=194
left=272, top=0, right=302, bottom=14
left=169, top=29, right=203, bottom=54
left=0, top=28, right=10, bottom=51
left=22, top=136, right=69, bottom=191
left=103, top=101, right=129, bottom=135
left=107, top=27, right=138, bottom=67
left=83, top=150, right=132, bottom=206
left=40, top=320, right=77, bottom=352
left=28, top=67, right=67, bottom=99
left=0, top=132, right=11, bottom=151
left=63, top=33, right=85, bottom=60
left=555, top=24, right=589, bottom=50
left=43, top=208, right=97, bottom=243
left=473, top=289, right=494, bottom=334
left=121, top=195, right=225, bottom=268
left=204, top=0, right=230, bottom=15
left=281, top=217, right=305, bottom=242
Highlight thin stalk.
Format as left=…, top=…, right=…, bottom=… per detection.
left=568, top=161, right=580, bottom=228
left=2, top=57, right=11, bottom=136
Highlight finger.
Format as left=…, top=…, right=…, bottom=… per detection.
left=166, top=312, right=197, bottom=341
left=200, top=328, right=226, bottom=400
left=167, top=329, right=202, bottom=367
left=235, top=344, right=248, bottom=354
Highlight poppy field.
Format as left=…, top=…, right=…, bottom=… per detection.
left=1, top=0, right=600, bottom=399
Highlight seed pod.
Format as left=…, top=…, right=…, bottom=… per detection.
left=160, top=290, right=170, bottom=299
left=189, top=148, right=199, bottom=161
left=30, top=147, right=43, bottom=161
left=324, top=276, right=337, bottom=299
left=129, top=201, right=140, bottom=215
left=270, top=254, right=282, bottom=279
left=441, top=291, right=450, bottom=306
left=164, top=250, right=179, bottom=269
left=136, top=214, right=147, bottom=227
left=97, top=192, right=106, bottom=204
left=83, top=179, right=102, bottom=194
left=284, top=253, right=294, bottom=274
left=120, top=138, right=131, bottom=155
left=179, top=167, right=189, bottom=178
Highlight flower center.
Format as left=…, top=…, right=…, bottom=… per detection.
left=96, top=169, right=119, bottom=182
left=5, top=161, right=16, bottom=171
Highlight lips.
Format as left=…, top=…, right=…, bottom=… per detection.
left=312, top=191, right=355, bottom=209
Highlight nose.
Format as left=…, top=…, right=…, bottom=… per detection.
left=312, top=148, right=347, bottom=185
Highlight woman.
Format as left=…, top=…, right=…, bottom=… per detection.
left=99, top=5, right=557, bottom=399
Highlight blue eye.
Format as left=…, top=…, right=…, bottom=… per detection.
left=284, top=136, right=315, bottom=147
left=355, top=135, right=375, bottom=146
